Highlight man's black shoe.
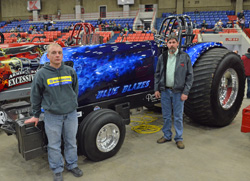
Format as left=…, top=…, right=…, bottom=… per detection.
left=53, top=172, right=63, bottom=181
left=68, top=167, right=83, bottom=177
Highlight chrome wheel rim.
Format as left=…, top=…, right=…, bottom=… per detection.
left=96, top=123, right=120, bottom=152
left=0, top=111, right=7, bottom=124
left=219, top=68, right=239, bottom=110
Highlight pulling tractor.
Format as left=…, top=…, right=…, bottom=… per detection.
left=0, top=15, right=245, bottom=162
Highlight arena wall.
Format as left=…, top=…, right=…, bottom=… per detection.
left=1, top=0, right=250, bottom=21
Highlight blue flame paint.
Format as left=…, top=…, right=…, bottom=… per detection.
left=40, top=41, right=219, bottom=99
left=40, top=42, right=157, bottom=97
left=185, top=42, right=223, bottom=65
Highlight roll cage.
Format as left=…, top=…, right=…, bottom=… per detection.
left=155, top=15, right=195, bottom=51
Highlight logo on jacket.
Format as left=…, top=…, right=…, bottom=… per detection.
left=180, top=63, right=184, bottom=67
left=47, top=76, right=72, bottom=87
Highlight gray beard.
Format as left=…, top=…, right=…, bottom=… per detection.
left=168, top=48, right=176, bottom=54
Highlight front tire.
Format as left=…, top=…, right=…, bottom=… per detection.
left=78, top=109, right=126, bottom=161
left=185, top=48, right=245, bottom=126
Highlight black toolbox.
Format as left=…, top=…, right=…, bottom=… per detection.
left=15, top=119, right=47, bottom=161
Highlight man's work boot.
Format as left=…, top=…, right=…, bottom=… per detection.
left=176, top=141, right=185, bottom=149
left=157, top=136, right=171, bottom=144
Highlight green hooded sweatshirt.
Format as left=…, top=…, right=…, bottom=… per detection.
left=31, top=62, right=78, bottom=118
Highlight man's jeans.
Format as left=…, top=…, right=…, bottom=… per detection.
left=44, top=110, right=78, bottom=174
left=247, top=77, right=250, bottom=98
left=160, top=89, right=184, bottom=142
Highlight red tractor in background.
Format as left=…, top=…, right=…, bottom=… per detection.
left=0, top=22, right=98, bottom=126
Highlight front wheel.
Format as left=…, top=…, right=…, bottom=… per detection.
left=78, top=109, right=126, bottom=161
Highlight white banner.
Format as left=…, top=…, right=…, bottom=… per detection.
left=117, top=0, right=134, bottom=5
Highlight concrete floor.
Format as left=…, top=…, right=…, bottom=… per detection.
left=1, top=98, right=250, bottom=181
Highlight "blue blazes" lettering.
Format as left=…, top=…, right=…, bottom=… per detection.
left=96, top=80, right=150, bottom=99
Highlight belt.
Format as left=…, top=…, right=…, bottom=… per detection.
left=166, top=86, right=173, bottom=90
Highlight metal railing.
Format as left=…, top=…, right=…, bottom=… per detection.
left=82, top=11, right=137, bottom=20
left=39, top=14, right=76, bottom=21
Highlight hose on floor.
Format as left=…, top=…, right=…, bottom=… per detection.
left=130, top=114, right=162, bottom=134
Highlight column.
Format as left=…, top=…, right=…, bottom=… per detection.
left=123, top=5, right=130, bottom=17
left=75, top=0, right=81, bottom=20
left=75, top=5, right=81, bottom=19
left=0, top=2, right=2, bottom=21
left=236, top=0, right=243, bottom=15
left=33, top=10, right=38, bottom=21
left=176, top=0, right=184, bottom=15
left=139, top=4, right=145, bottom=12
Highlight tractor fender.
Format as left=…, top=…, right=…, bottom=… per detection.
left=186, top=42, right=224, bottom=65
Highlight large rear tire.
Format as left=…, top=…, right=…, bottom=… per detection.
left=184, top=48, right=245, bottom=126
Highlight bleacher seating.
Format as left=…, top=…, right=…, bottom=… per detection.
left=0, top=11, right=241, bottom=45
left=184, top=10, right=234, bottom=28
left=0, top=21, right=6, bottom=28
left=50, top=20, right=81, bottom=31
left=96, top=31, right=112, bottom=43
left=0, top=20, right=82, bottom=33
left=0, top=17, right=137, bottom=44
left=0, top=18, right=134, bottom=37
left=115, top=32, right=154, bottom=43
left=160, top=10, right=236, bottom=30
left=1, top=31, right=63, bottom=43
left=0, top=30, right=114, bottom=44
left=85, top=18, right=134, bottom=29
left=162, top=13, right=173, bottom=18
left=240, top=10, right=250, bottom=28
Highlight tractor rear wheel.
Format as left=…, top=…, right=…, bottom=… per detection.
left=184, top=48, right=245, bottom=126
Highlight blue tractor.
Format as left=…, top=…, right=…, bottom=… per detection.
left=0, top=15, right=245, bottom=162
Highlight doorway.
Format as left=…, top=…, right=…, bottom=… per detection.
left=145, top=4, right=153, bottom=12
left=100, top=6, right=106, bottom=18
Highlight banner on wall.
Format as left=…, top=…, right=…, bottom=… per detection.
left=27, top=0, right=41, bottom=11
left=117, top=0, right=134, bottom=5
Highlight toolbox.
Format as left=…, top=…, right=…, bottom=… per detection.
left=15, top=119, right=47, bottom=160
left=241, top=105, right=250, bottom=133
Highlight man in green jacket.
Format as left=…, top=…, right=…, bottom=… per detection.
left=25, top=43, right=83, bottom=181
